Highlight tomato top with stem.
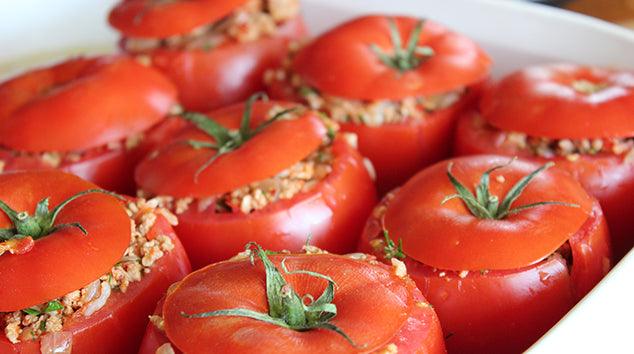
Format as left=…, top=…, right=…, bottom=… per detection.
left=0, top=171, right=130, bottom=311
left=292, top=15, right=491, bottom=100
left=384, top=155, right=594, bottom=271
left=135, top=97, right=328, bottom=198
left=162, top=243, right=435, bottom=353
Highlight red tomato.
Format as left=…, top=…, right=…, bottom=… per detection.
left=0, top=56, right=177, bottom=193
left=293, top=16, right=491, bottom=100
left=341, top=90, right=478, bottom=194
left=455, top=64, right=634, bottom=261
left=110, top=0, right=308, bottom=111
left=109, top=0, right=248, bottom=38
left=0, top=171, right=192, bottom=354
left=135, top=101, right=377, bottom=268
left=136, top=102, right=328, bottom=197
left=149, top=17, right=307, bottom=111
left=359, top=155, right=610, bottom=354
left=0, top=171, right=129, bottom=310
left=480, top=64, right=634, bottom=139
left=269, top=15, right=490, bottom=193
left=139, top=252, right=446, bottom=353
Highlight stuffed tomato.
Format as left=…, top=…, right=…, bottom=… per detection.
left=109, top=0, right=307, bottom=111
left=266, top=15, right=491, bottom=194
left=135, top=97, right=377, bottom=268
left=139, top=243, right=446, bottom=354
left=0, top=56, right=178, bottom=194
left=455, top=64, right=634, bottom=261
left=0, top=170, right=190, bottom=354
left=359, top=155, right=610, bottom=354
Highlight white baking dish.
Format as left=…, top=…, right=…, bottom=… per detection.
left=0, top=0, right=632, bottom=352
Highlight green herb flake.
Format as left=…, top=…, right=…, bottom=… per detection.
left=44, top=300, right=63, bottom=313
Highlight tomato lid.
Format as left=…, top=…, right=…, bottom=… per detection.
left=481, top=63, right=634, bottom=139
left=293, top=15, right=491, bottom=101
left=0, top=171, right=130, bottom=311
left=135, top=101, right=327, bottom=198
left=162, top=252, right=420, bottom=353
left=384, top=155, right=594, bottom=271
left=0, top=56, right=177, bottom=152
left=109, top=0, right=248, bottom=38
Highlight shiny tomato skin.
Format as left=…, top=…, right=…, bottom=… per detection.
left=0, top=56, right=176, bottom=152
left=135, top=102, right=327, bottom=198
left=109, top=0, right=248, bottom=38
left=342, top=89, right=478, bottom=195
left=0, top=118, right=182, bottom=195
left=360, top=192, right=610, bottom=354
left=139, top=282, right=445, bottom=354
left=0, top=209, right=191, bottom=354
left=140, top=253, right=445, bottom=354
left=0, top=171, right=131, bottom=311
left=455, top=111, right=634, bottom=261
left=480, top=64, right=634, bottom=140
left=292, top=15, right=491, bottom=100
left=174, top=137, right=377, bottom=268
left=268, top=67, right=485, bottom=196
left=0, top=148, right=146, bottom=195
left=383, top=156, right=595, bottom=271
left=0, top=56, right=177, bottom=194
left=144, top=16, right=307, bottom=111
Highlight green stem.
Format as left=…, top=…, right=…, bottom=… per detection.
left=181, top=242, right=362, bottom=348
left=181, top=93, right=297, bottom=182
left=0, top=189, right=122, bottom=242
left=370, top=18, right=435, bottom=73
left=443, top=159, right=579, bottom=220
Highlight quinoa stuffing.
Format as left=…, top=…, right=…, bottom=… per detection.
left=0, top=132, right=145, bottom=169
left=466, top=114, right=634, bottom=162
left=1, top=198, right=177, bottom=344
left=123, top=0, right=300, bottom=53
left=501, top=129, right=634, bottom=162
left=140, top=105, right=346, bottom=215
left=142, top=144, right=335, bottom=215
left=265, top=47, right=464, bottom=126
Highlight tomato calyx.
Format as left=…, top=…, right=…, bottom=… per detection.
left=442, top=159, right=579, bottom=220
left=182, top=94, right=297, bottom=180
left=370, top=18, right=435, bottom=73
left=0, top=189, right=120, bottom=246
left=180, top=242, right=363, bottom=348
left=381, top=230, right=405, bottom=261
